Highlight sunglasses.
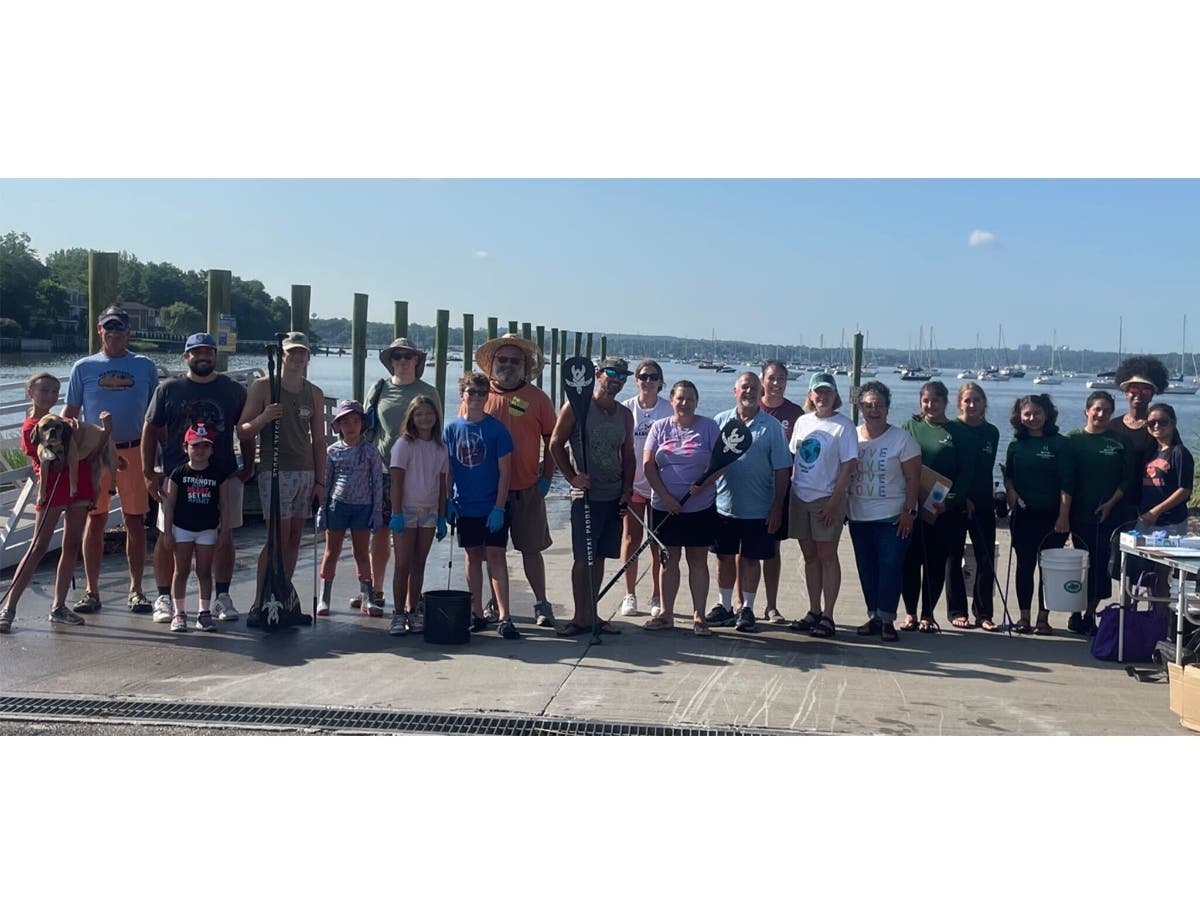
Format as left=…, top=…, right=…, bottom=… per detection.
left=391, top=352, right=416, bottom=361
left=495, top=354, right=524, bottom=365
left=1126, top=384, right=1153, bottom=394
left=465, top=388, right=489, bottom=397
left=1146, top=418, right=1172, bottom=428
left=101, top=320, right=128, bottom=332
left=603, top=368, right=628, bottom=380
left=636, top=372, right=660, bottom=382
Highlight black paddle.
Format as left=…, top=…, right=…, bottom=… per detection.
left=595, top=416, right=754, bottom=604
left=561, top=356, right=603, bottom=643
left=258, top=334, right=310, bottom=632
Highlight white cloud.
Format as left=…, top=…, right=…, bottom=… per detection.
left=473, top=249, right=489, bottom=258
left=967, top=229, right=997, bottom=248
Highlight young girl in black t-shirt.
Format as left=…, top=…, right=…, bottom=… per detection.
left=160, top=423, right=229, bottom=633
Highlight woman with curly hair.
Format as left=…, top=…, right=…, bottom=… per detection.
left=1110, top=354, right=1169, bottom=518
left=1003, top=393, right=1075, bottom=635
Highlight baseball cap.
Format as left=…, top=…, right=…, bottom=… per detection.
left=97, top=306, right=130, bottom=326
left=184, top=423, right=214, bottom=445
left=809, top=372, right=837, bottom=391
left=281, top=332, right=310, bottom=352
left=184, top=333, right=217, bottom=352
left=599, top=356, right=632, bottom=376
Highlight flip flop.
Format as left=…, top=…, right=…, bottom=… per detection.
left=809, top=616, right=836, bottom=638
left=644, top=616, right=673, bottom=631
left=557, top=621, right=589, bottom=637
left=1034, top=622, right=1054, bottom=636
left=1012, top=621, right=1034, bottom=635
left=950, top=616, right=976, bottom=629
left=597, top=621, right=622, bottom=635
left=917, top=618, right=941, bottom=633
left=898, top=617, right=919, bottom=632
left=692, top=622, right=713, bottom=637
left=978, top=618, right=1000, bottom=632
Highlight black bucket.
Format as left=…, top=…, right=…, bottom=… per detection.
left=423, top=590, right=472, bottom=645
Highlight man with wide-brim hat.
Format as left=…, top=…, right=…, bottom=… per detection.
left=468, top=333, right=557, bottom=627
left=365, top=336, right=441, bottom=615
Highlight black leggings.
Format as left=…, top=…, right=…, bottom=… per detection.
left=1011, top=506, right=1068, bottom=613
left=946, top=507, right=997, bottom=621
left=902, top=506, right=968, bottom=620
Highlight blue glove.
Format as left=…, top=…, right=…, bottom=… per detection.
left=445, top=497, right=458, bottom=523
left=486, top=506, right=505, bottom=533
left=436, top=516, right=448, bottom=541
left=389, top=513, right=406, bottom=534
left=537, top=476, right=552, bottom=497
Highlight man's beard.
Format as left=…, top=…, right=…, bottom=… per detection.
left=188, top=359, right=215, bottom=377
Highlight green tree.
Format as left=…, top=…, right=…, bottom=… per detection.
left=0, top=231, right=47, bottom=329
left=158, top=301, right=205, bottom=335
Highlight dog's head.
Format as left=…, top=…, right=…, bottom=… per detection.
left=32, top=414, right=73, bottom=467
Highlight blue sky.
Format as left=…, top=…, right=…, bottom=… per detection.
left=3, top=179, right=1197, bottom=354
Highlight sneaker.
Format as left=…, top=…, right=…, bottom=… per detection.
left=649, top=597, right=662, bottom=618
left=348, top=592, right=364, bottom=610
left=213, top=593, right=240, bottom=621
left=763, top=607, right=786, bottom=624
left=152, top=594, right=173, bottom=623
left=315, top=597, right=331, bottom=617
left=361, top=594, right=384, bottom=618
left=73, top=590, right=101, bottom=614
left=170, top=613, right=187, bottom=633
left=389, top=611, right=408, bottom=636
left=497, top=619, right=521, bottom=640
left=48, top=605, right=85, bottom=625
left=408, top=611, right=424, bottom=634
left=704, top=604, right=736, bottom=626
left=0, top=605, right=14, bottom=633
left=620, top=594, right=639, bottom=616
left=1066, top=611, right=1084, bottom=634
left=735, top=607, right=757, bottom=633
left=484, top=598, right=500, bottom=623
left=128, top=589, right=152, bottom=613
left=246, top=607, right=263, bottom=629
left=533, top=600, right=555, bottom=627
left=196, top=611, right=217, bottom=632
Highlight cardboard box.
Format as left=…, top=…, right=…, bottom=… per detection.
left=1170, top=661, right=1200, bottom=733
left=1168, top=662, right=1184, bottom=717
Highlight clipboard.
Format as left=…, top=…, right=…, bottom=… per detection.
left=918, top=465, right=952, bottom=525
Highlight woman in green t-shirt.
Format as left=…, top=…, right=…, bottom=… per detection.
left=1066, top=390, right=1135, bottom=635
left=1003, top=394, right=1074, bottom=635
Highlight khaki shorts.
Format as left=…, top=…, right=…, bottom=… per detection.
left=91, top=446, right=149, bottom=516
left=788, top=493, right=845, bottom=543
left=156, top=474, right=243, bottom=531
left=506, top=486, right=552, bottom=553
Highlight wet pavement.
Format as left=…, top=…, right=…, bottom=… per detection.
left=0, top=497, right=1189, bottom=736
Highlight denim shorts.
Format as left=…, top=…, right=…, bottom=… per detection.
left=325, top=501, right=372, bottom=531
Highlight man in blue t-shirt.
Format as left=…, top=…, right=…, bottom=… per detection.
left=708, top=371, right=791, bottom=632
left=63, top=305, right=159, bottom=615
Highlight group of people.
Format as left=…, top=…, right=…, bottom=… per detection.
left=1, top=309, right=1194, bottom=648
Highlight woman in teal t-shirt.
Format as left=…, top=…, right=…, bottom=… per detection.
left=1003, top=394, right=1074, bottom=635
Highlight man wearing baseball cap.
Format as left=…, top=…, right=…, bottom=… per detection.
left=142, top=333, right=256, bottom=624
left=64, top=305, right=159, bottom=615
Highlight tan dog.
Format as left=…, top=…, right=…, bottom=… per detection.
left=30, top=412, right=125, bottom=507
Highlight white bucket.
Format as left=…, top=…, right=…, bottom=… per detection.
left=1039, top=547, right=1088, bottom=612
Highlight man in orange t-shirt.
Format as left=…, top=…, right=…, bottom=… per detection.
left=469, top=334, right=558, bottom=627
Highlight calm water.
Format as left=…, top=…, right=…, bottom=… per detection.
left=4, top=352, right=1199, bottom=486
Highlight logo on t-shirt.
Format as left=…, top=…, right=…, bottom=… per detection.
left=98, top=371, right=136, bottom=390
left=797, top=437, right=822, bottom=465
left=455, top=428, right=487, bottom=468
left=508, top=396, right=529, bottom=417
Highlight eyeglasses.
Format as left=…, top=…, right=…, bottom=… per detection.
left=465, top=388, right=489, bottom=397
left=101, top=320, right=128, bottom=332
left=1146, top=418, right=1172, bottom=428
left=392, top=352, right=416, bottom=361
left=495, top=354, right=524, bottom=365
left=603, top=368, right=628, bottom=380
left=636, top=372, right=659, bottom=382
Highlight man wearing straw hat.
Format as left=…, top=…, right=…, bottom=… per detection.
left=365, top=337, right=441, bottom=615
left=471, top=333, right=558, bottom=627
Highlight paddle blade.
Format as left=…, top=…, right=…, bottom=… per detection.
left=704, top=417, right=754, bottom=478
left=561, top=356, right=595, bottom=421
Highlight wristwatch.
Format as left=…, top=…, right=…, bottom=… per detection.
left=905, top=506, right=919, bottom=518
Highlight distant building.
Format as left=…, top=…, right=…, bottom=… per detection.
left=121, top=302, right=159, bottom=331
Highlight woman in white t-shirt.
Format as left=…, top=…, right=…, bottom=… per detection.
left=618, top=359, right=673, bottom=618
left=786, top=372, right=859, bottom=638
left=847, top=381, right=921, bottom=643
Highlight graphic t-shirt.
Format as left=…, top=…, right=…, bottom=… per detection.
left=1140, top=444, right=1194, bottom=527
left=391, top=436, right=450, bottom=510
left=624, top=395, right=673, bottom=498
left=469, top=382, right=556, bottom=491
left=713, top=409, right=790, bottom=519
left=848, top=425, right=921, bottom=522
left=22, top=415, right=95, bottom=508
left=146, top=375, right=247, bottom=479
left=760, top=398, right=805, bottom=444
left=644, top=416, right=721, bottom=512
left=324, top=439, right=384, bottom=531
left=169, top=463, right=226, bottom=532
left=67, top=351, right=158, bottom=443
left=789, top=412, right=859, bottom=502
left=443, top=414, right=513, bottom=516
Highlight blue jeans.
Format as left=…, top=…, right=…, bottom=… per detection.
left=849, top=520, right=912, bottom=622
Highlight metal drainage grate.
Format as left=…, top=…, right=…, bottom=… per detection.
left=0, top=695, right=777, bottom=736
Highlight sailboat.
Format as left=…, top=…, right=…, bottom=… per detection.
left=1033, top=330, right=1063, bottom=385
left=1163, top=315, right=1199, bottom=395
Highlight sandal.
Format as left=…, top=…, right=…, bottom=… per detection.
left=898, top=616, right=919, bottom=632
left=1034, top=621, right=1053, bottom=636
left=809, top=615, right=836, bottom=638
left=643, top=616, right=673, bottom=631
left=693, top=622, right=713, bottom=637
left=856, top=617, right=883, bottom=636
left=788, top=611, right=822, bottom=632
left=917, top=618, right=941, bottom=633
left=880, top=621, right=899, bottom=642
left=557, top=621, right=589, bottom=637
left=1012, top=620, right=1034, bottom=635
left=470, top=616, right=490, bottom=633
left=978, top=618, right=999, bottom=632
left=950, top=616, right=976, bottom=629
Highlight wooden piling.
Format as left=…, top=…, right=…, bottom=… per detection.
left=585, top=332, right=594, bottom=360
left=550, top=328, right=559, bottom=405
left=535, top=325, right=545, bottom=388
left=434, top=309, right=450, bottom=403
left=851, top=331, right=864, bottom=425
left=207, top=269, right=231, bottom=372
left=487, top=317, right=498, bottom=341
left=291, top=285, right=311, bottom=335
left=508, top=320, right=518, bottom=336
left=87, top=252, right=118, bottom=355
left=573, top=331, right=582, bottom=357
left=521, top=322, right=532, bottom=343
left=394, top=300, right=409, bottom=339
left=351, top=293, right=369, bottom=403
left=600, top=336, right=607, bottom=361
left=463, top=313, right=475, bottom=378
